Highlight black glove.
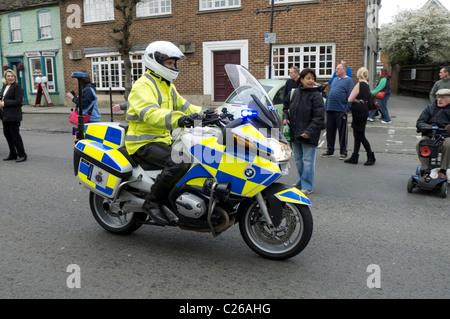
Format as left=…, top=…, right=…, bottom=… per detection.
left=178, top=113, right=203, bottom=128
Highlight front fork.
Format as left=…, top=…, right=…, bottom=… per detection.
left=255, top=193, right=274, bottom=227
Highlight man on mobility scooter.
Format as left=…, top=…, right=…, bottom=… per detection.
left=410, top=89, right=450, bottom=197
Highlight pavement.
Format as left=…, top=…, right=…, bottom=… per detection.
left=17, top=94, right=430, bottom=134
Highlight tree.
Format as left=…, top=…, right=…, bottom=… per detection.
left=112, top=0, right=140, bottom=101
left=380, top=6, right=450, bottom=65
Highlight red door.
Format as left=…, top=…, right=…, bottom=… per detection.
left=214, top=50, right=240, bottom=102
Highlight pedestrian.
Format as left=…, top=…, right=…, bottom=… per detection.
left=321, top=63, right=354, bottom=160
left=367, top=68, right=391, bottom=124
left=125, top=41, right=206, bottom=226
left=416, top=88, right=450, bottom=180
left=283, top=66, right=300, bottom=104
left=324, top=60, right=353, bottom=88
left=283, top=68, right=324, bottom=195
left=429, top=66, right=450, bottom=103
left=0, top=69, right=27, bottom=163
left=66, top=71, right=101, bottom=122
left=345, top=67, right=375, bottom=166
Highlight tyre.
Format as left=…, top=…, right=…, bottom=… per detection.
left=89, top=192, right=146, bottom=234
left=441, top=182, right=448, bottom=199
left=239, top=200, right=313, bottom=260
left=407, top=177, right=416, bottom=193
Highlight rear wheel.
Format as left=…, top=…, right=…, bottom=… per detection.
left=441, top=182, right=448, bottom=198
left=89, top=192, right=146, bottom=234
left=239, top=200, right=313, bottom=260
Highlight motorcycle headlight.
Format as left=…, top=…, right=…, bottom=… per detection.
left=267, top=138, right=292, bottom=162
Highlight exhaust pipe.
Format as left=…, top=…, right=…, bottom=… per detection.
left=102, top=200, right=111, bottom=212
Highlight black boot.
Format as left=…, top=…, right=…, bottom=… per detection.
left=344, top=153, right=359, bottom=164
left=364, top=152, right=376, bottom=166
left=143, top=176, right=173, bottom=226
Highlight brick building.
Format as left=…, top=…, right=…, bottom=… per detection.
left=59, top=0, right=381, bottom=107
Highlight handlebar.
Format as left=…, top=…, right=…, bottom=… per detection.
left=420, top=126, right=448, bottom=133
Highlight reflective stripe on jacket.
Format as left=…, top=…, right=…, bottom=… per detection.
left=125, top=70, right=203, bottom=155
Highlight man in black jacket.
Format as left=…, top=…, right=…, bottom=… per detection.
left=416, top=89, right=450, bottom=179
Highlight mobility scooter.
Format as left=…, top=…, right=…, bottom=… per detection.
left=407, top=126, right=449, bottom=198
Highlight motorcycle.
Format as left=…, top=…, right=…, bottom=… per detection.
left=73, top=64, right=313, bottom=260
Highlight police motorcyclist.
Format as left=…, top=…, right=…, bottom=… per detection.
left=125, top=41, right=206, bottom=225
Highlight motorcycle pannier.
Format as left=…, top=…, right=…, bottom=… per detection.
left=73, top=123, right=133, bottom=198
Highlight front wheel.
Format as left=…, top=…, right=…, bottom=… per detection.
left=239, top=201, right=313, bottom=260
left=89, top=192, right=146, bottom=234
left=407, top=177, right=416, bottom=193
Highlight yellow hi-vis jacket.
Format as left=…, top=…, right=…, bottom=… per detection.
left=125, top=70, right=204, bottom=155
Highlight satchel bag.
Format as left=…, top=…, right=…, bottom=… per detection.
left=367, top=93, right=380, bottom=111
left=375, top=91, right=386, bottom=99
left=69, top=109, right=90, bottom=125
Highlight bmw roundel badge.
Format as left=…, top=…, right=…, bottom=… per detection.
left=244, top=167, right=255, bottom=178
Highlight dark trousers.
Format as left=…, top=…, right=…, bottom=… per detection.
left=3, top=121, right=26, bottom=158
left=132, top=142, right=189, bottom=199
left=326, top=111, right=348, bottom=156
left=353, top=129, right=372, bottom=154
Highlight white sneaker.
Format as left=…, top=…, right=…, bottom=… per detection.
left=367, top=117, right=374, bottom=122
left=381, top=120, right=392, bottom=124
left=301, top=189, right=313, bottom=195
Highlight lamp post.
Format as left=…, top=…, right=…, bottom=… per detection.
left=254, top=0, right=291, bottom=79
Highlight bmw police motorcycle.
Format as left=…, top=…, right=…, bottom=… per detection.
left=73, top=64, right=313, bottom=260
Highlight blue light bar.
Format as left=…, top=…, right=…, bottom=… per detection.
left=241, top=109, right=258, bottom=118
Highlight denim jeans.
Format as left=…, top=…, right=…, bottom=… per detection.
left=369, top=95, right=391, bottom=122
left=291, top=142, right=317, bottom=192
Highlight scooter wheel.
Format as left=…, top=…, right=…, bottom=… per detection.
left=441, top=182, right=448, bottom=198
left=407, top=177, right=416, bottom=193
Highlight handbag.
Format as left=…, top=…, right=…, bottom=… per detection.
left=68, top=87, right=97, bottom=125
left=375, top=91, right=386, bottom=99
left=367, top=93, right=380, bottom=111
left=69, top=109, right=90, bottom=125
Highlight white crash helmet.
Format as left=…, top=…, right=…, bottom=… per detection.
left=143, top=41, right=185, bottom=82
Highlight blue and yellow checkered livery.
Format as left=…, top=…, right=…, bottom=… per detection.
left=83, top=123, right=125, bottom=149
left=74, top=123, right=132, bottom=198
left=180, top=135, right=281, bottom=198
left=274, top=188, right=311, bottom=205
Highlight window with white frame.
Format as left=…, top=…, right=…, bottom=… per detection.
left=29, top=57, right=42, bottom=91
left=199, top=0, right=240, bottom=11
left=272, top=43, right=335, bottom=78
left=137, top=0, right=172, bottom=17
left=83, top=0, right=114, bottom=23
left=91, top=54, right=145, bottom=90
left=9, top=15, right=22, bottom=42
left=29, top=55, right=56, bottom=93
left=131, top=55, right=145, bottom=82
left=38, top=10, right=52, bottom=39
left=44, top=57, right=55, bottom=91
